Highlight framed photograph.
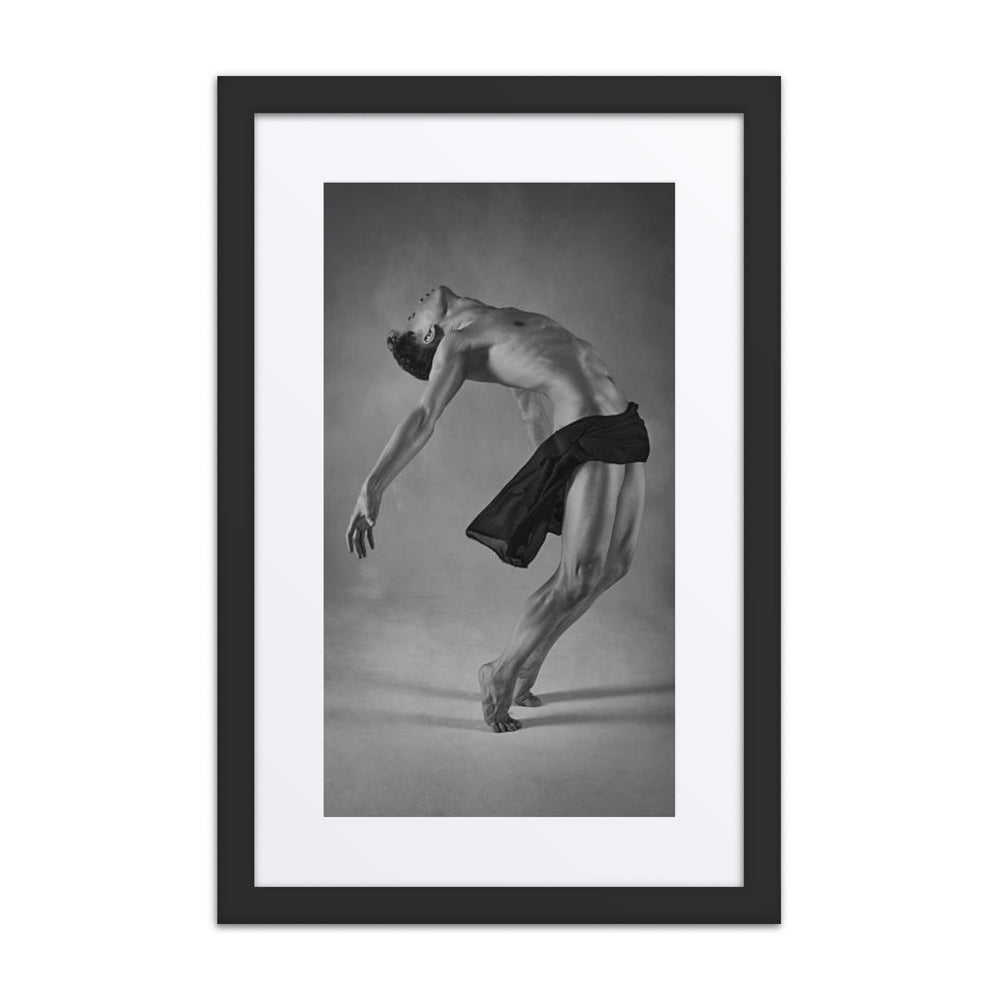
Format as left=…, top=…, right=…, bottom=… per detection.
left=218, top=76, right=780, bottom=923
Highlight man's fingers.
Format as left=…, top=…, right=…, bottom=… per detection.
left=346, top=513, right=377, bottom=559
left=347, top=518, right=363, bottom=555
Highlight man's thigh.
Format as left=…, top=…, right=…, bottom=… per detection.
left=559, top=461, right=627, bottom=571
left=607, top=463, right=647, bottom=563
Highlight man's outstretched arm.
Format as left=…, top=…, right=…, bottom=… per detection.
left=346, top=343, right=466, bottom=558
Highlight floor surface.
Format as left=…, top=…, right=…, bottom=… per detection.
left=324, top=596, right=674, bottom=816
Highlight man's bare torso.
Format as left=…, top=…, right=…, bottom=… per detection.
left=446, top=303, right=628, bottom=430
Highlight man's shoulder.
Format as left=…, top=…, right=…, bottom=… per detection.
left=437, top=329, right=470, bottom=357
left=441, top=322, right=495, bottom=355
left=428, top=331, right=475, bottom=377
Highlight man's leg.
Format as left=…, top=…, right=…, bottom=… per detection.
left=513, top=462, right=646, bottom=705
left=479, top=461, right=625, bottom=733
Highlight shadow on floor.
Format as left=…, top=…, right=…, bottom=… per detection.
left=540, top=681, right=674, bottom=703
left=346, top=673, right=478, bottom=702
left=328, top=699, right=673, bottom=734
left=326, top=705, right=483, bottom=732
left=522, top=707, right=674, bottom=729
left=343, top=675, right=674, bottom=706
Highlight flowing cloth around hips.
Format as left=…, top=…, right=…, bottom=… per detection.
left=465, top=402, right=650, bottom=568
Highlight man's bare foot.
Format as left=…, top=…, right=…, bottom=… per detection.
left=513, top=672, right=543, bottom=707
left=479, top=663, right=521, bottom=733
left=513, top=689, right=543, bottom=708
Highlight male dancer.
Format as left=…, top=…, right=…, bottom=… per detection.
left=346, top=286, right=649, bottom=733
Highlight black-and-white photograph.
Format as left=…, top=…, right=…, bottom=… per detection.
left=325, top=183, right=674, bottom=816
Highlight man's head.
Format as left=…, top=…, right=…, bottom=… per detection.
left=386, top=324, right=444, bottom=380
left=386, top=286, right=455, bottom=380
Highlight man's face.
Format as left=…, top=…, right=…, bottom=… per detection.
left=403, top=286, right=450, bottom=339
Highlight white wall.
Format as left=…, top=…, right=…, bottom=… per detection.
left=1, top=2, right=997, bottom=998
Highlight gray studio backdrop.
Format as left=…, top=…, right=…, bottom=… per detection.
left=324, top=183, right=674, bottom=816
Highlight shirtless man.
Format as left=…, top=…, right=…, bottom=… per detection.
left=346, top=286, right=649, bottom=733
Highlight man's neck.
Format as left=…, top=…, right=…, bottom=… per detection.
left=442, top=299, right=491, bottom=334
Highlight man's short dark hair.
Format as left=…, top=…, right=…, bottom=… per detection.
left=386, top=325, right=443, bottom=380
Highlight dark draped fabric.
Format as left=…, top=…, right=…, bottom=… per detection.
left=465, top=402, right=650, bottom=568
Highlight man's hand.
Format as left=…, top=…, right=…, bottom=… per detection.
left=346, top=486, right=381, bottom=559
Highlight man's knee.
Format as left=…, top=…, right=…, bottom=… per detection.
left=555, top=556, right=606, bottom=605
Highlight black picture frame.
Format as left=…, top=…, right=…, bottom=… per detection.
left=218, top=76, right=780, bottom=924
